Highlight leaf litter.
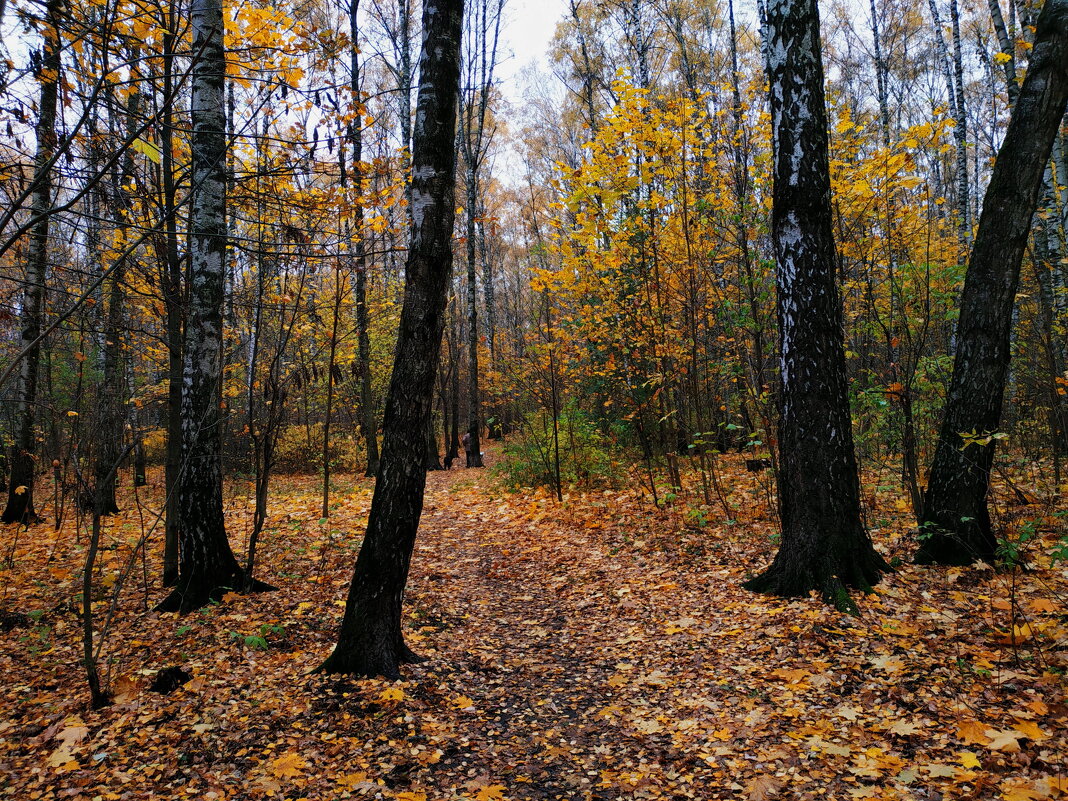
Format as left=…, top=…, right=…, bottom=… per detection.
left=0, top=453, right=1065, bottom=800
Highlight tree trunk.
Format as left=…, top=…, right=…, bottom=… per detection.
left=742, top=0, right=889, bottom=608
left=464, top=169, right=484, bottom=467
left=158, top=0, right=248, bottom=613
left=350, top=0, right=381, bottom=479
left=918, top=0, right=1068, bottom=565
left=950, top=0, right=971, bottom=240
left=317, top=0, right=464, bottom=678
left=161, top=16, right=183, bottom=587
left=2, top=0, right=61, bottom=526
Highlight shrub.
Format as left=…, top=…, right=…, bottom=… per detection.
left=495, top=404, right=619, bottom=490
left=273, top=423, right=363, bottom=474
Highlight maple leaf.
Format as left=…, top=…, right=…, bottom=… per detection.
left=475, top=785, right=508, bottom=801
left=984, top=729, right=1022, bottom=752
left=395, top=793, right=427, bottom=801
left=378, top=686, right=405, bottom=703
left=1012, top=720, right=1048, bottom=742
left=745, top=775, right=782, bottom=801
left=921, top=764, right=957, bottom=778
left=451, top=695, right=475, bottom=710
left=886, top=719, right=923, bottom=736
left=999, top=778, right=1048, bottom=801
left=957, top=719, right=992, bottom=746
left=958, top=752, right=982, bottom=769
left=271, top=751, right=308, bottom=779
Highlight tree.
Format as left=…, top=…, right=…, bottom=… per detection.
left=457, top=0, right=504, bottom=469
left=742, top=0, right=889, bottom=607
left=2, top=0, right=62, bottom=526
left=917, top=0, right=1068, bottom=565
left=158, top=0, right=249, bottom=613
left=317, top=0, right=464, bottom=678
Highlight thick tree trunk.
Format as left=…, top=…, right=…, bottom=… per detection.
left=158, top=0, right=248, bottom=613
left=743, top=0, right=889, bottom=607
left=918, top=0, right=1068, bottom=565
left=2, top=0, right=61, bottom=526
left=317, top=0, right=463, bottom=678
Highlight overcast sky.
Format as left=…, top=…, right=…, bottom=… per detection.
left=496, top=0, right=568, bottom=91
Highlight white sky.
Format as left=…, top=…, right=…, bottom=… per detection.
left=496, top=0, right=568, bottom=91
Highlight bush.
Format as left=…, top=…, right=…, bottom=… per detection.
left=495, top=404, right=619, bottom=490
left=273, top=423, right=363, bottom=474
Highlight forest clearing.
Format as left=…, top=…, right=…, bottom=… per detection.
left=1, top=452, right=1066, bottom=800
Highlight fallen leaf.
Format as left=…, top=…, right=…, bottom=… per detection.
left=745, top=775, right=782, bottom=801
left=271, top=751, right=308, bottom=779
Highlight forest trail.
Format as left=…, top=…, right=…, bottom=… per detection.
left=0, top=457, right=1065, bottom=800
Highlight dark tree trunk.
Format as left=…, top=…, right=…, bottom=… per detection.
left=2, top=0, right=61, bottom=526
left=93, top=83, right=139, bottom=517
left=349, top=0, right=380, bottom=479
left=158, top=0, right=249, bottom=613
left=918, top=0, right=1068, bottom=565
left=317, top=0, right=464, bottom=678
left=743, top=0, right=889, bottom=608
left=161, top=16, right=183, bottom=587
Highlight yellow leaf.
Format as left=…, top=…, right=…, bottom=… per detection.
left=1013, top=720, right=1047, bottom=742
left=475, top=785, right=508, bottom=801
left=14, top=485, right=26, bottom=495
left=378, top=686, right=405, bottom=703
left=395, top=793, right=427, bottom=801
left=131, top=137, right=162, bottom=164
left=270, top=751, right=307, bottom=779
left=451, top=694, right=475, bottom=710
left=958, top=752, right=982, bottom=769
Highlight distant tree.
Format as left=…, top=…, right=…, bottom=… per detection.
left=918, top=0, right=1068, bottom=565
left=743, top=0, right=889, bottom=608
left=317, top=0, right=464, bottom=677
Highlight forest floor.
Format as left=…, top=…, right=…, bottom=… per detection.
left=0, top=450, right=1067, bottom=801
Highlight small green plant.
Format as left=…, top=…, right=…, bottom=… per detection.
left=230, top=623, right=285, bottom=651
left=495, top=403, right=619, bottom=490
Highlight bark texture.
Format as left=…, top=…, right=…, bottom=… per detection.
left=158, top=0, right=246, bottom=612
left=743, top=0, right=889, bottom=606
left=919, top=0, right=1068, bottom=565
left=317, top=0, right=464, bottom=678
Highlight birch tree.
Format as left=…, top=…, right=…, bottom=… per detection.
left=743, top=0, right=889, bottom=608
left=317, top=0, right=464, bottom=677
left=918, top=0, right=1068, bottom=565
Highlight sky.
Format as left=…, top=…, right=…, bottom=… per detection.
left=496, top=0, right=569, bottom=93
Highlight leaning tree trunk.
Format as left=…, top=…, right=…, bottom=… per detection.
left=2, top=0, right=61, bottom=525
left=317, top=0, right=464, bottom=678
left=743, top=0, right=889, bottom=609
left=918, top=0, right=1068, bottom=565
left=158, top=0, right=249, bottom=613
